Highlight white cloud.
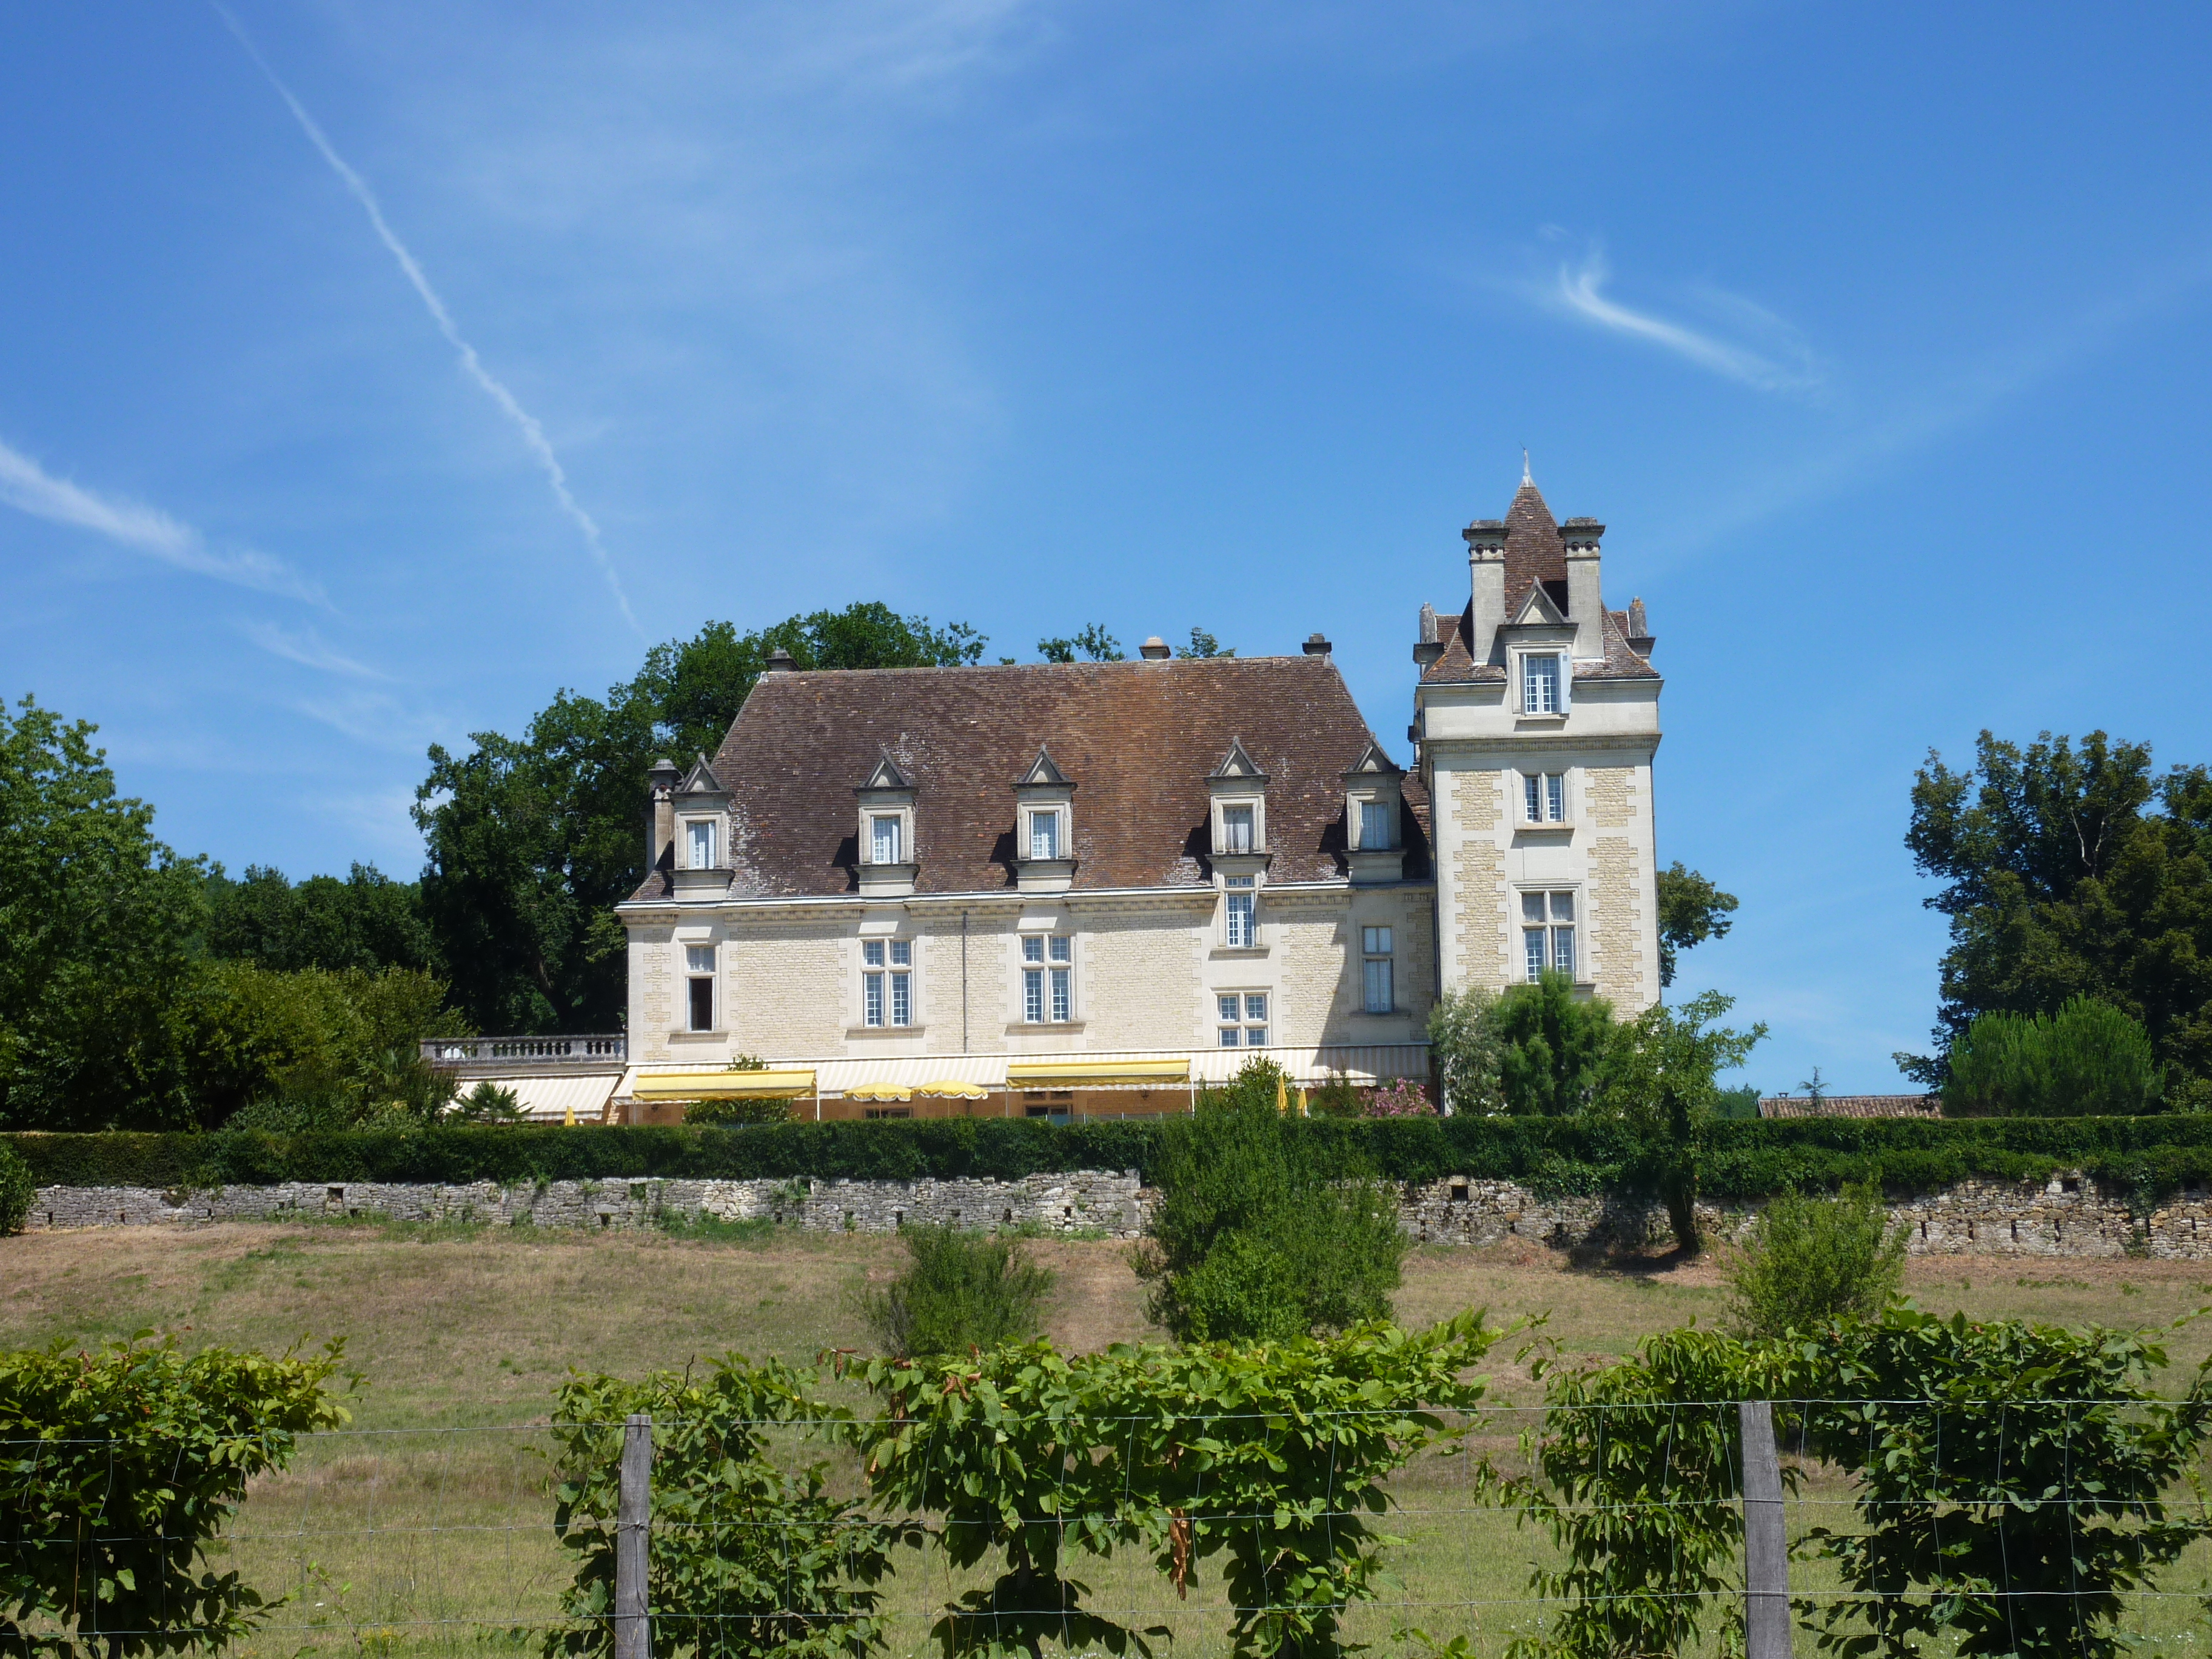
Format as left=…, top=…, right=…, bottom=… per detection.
left=1549, top=249, right=1822, bottom=394
left=295, top=690, right=446, bottom=752
left=213, top=2, right=642, bottom=635
left=0, top=434, right=324, bottom=602
left=240, top=620, right=388, bottom=680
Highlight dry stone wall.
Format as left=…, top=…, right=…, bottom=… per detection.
left=28, top=1169, right=2212, bottom=1259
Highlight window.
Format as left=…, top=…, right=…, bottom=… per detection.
left=1521, top=891, right=1577, bottom=980
left=1362, top=926, right=1395, bottom=1014
left=1218, top=991, right=1269, bottom=1047
left=870, top=814, right=902, bottom=865
left=1022, top=933, right=1073, bottom=1023
left=1523, top=773, right=1566, bottom=823
left=863, top=938, right=914, bottom=1028
left=1225, top=875, right=1255, bottom=948
left=686, top=819, right=717, bottom=870
left=1358, top=800, right=1392, bottom=850
left=1220, top=805, right=1255, bottom=854
left=685, top=944, right=715, bottom=1031
left=1029, top=811, right=1061, bottom=860
left=1522, top=653, right=1563, bottom=715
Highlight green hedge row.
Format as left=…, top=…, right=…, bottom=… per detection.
left=10, top=1114, right=2212, bottom=1201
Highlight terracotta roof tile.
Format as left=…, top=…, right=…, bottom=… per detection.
left=1758, top=1094, right=1942, bottom=1120
left=638, top=657, right=1431, bottom=902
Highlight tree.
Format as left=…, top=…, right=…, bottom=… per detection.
left=1724, top=1181, right=1906, bottom=1337
left=1427, top=984, right=1504, bottom=1115
left=414, top=603, right=985, bottom=1033
left=0, top=697, right=209, bottom=1130
left=1943, top=995, right=2163, bottom=1116
left=1175, top=628, right=1233, bottom=659
left=1034, top=625, right=1124, bottom=663
left=1493, top=971, right=1614, bottom=1115
left=1653, top=861, right=1737, bottom=987
left=1904, top=729, right=2212, bottom=1101
left=1598, top=989, right=1766, bottom=1253
left=204, top=862, right=438, bottom=974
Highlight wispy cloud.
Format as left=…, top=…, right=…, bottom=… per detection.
left=0, top=434, right=324, bottom=602
left=1549, top=249, right=1822, bottom=393
left=212, top=3, right=642, bottom=635
left=240, top=619, right=387, bottom=680
left=295, top=689, right=446, bottom=752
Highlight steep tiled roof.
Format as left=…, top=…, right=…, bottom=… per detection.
left=1759, top=1094, right=1942, bottom=1120
left=635, top=657, right=1431, bottom=902
left=1504, top=480, right=1567, bottom=619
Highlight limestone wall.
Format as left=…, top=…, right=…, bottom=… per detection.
left=28, top=1168, right=2212, bottom=1259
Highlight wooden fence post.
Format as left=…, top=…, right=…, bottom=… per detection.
left=1740, top=1399, right=1792, bottom=1659
left=615, top=1412, right=651, bottom=1659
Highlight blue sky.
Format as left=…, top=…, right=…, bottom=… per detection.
left=5, top=1, right=2211, bottom=1090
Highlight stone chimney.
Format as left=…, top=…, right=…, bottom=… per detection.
left=1139, top=635, right=1171, bottom=660
left=1626, top=596, right=1656, bottom=658
left=1463, top=519, right=1507, bottom=665
left=764, top=648, right=797, bottom=672
left=1561, top=517, right=1605, bottom=660
left=647, top=756, right=680, bottom=872
left=1413, top=602, right=1444, bottom=670
left=1302, top=632, right=1332, bottom=658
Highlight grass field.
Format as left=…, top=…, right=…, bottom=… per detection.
left=6, top=1222, right=2212, bottom=1657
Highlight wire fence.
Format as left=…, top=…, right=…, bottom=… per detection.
left=7, top=1399, right=2212, bottom=1659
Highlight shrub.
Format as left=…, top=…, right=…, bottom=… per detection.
left=1304, top=1070, right=1365, bottom=1118
left=1495, top=972, right=1613, bottom=1115
left=1724, top=1180, right=1905, bottom=1337
left=859, top=1226, right=1054, bottom=1359
left=1945, top=995, right=2163, bottom=1116
left=0, top=1139, right=32, bottom=1235
left=1427, top=984, right=1504, bottom=1115
left=684, top=1097, right=793, bottom=1126
left=546, top=1358, right=911, bottom=1659
left=851, top=1312, right=1502, bottom=1659
left=1362, top=1078, right=1433, bottom=1118
left=1136, top=1060, right=1406, bottom=1342
left=0, top=1335, right=350, bottom=1657
left=451, top=1081, right=524, bottom=1122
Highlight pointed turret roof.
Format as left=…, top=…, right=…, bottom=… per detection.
left=1503, top=478, right=1568, bottom=620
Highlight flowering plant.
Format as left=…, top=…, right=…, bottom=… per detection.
left=1362, top=1078, right=1434, bottom=1118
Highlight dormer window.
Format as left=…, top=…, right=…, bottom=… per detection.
left=1029, top=810, right=1062, bottom=860
left=1012, top=746, right=1077, bottom=893
left=1358, top=801, right=1392, bottom=850
left=685, top=819, right=718, bottom=870
left=1339, top=739, right=1404, bottom=882
left=1522, top=652, right=1563, bottom=715
left=871, top=815, right=903, bottom=865
left=1221, top=805, right=1255, bottom=854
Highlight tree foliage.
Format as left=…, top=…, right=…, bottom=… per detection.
left=203, top=862, right=438, bottom=974
left=1035, top=625, right=1124, bottom=663
left=1597, top=989, right=1766, bottom=1252
left=859, top=1225, right=1055, bottom=1359
left=1943, top=994, right=2163, bottom=1116
left=1136, top=1059, right=1407, bottom=1342
left=0, top=1335, right=349, bottom=1658
left=1175, top=628, right=1233, bottom=659
left=415, top=604, right=986, bottom=1033
left=1494, top=973, right=1614, bottom=1116
left=1427, top=985, right=1505, bottom=1116
left=1652, top=860, right=1738, bottom=988
left=1725, top=1180, right=1906, bottom=1338
left=0, top=1139, right=31, bottom=1235
left=1905, top=729, right=2212, bottom=1101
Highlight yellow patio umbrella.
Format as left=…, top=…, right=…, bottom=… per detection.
left=845, top=1081, right=913, bottom=1102
left=914, top=1080, right=990, bottom=1099
left=1275, top=1073, right=1288, bottom=1114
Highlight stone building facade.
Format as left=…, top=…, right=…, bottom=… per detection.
left=610, top=469, right=1659, bottom=1118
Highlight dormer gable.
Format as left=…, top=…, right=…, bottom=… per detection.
left=671, top=753, right=732, bottom=894
left=1014, top=746, right=1071, bottom=790
left=1507, top=581, right=1569, bottom=628
left=854, top=749, right=917, bottom=896
left=1209, top=736, right=1269, bottom=784
left=1206, top=736, right=1270, bottom=866
left=1341, top=739, right=1401, bottom=782
left=1342, top=740, right=1406, bottom=880
left=1012, top=745, right=1076, bottom=893
left=856, top=754, right=910, bottom=793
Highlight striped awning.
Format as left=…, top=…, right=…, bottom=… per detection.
left=1005, top=1058, right=1191, bottom=1091
left=630, top=1068, right=817, bottom=1101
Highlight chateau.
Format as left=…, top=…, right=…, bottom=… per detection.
left=581, top=471, right=1660, bottom=1121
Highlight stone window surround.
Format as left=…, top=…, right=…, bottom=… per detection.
left=679, top=813, right=726, bottom=870
left=850, top=919, right=924, bottom=1038
left=1010, top=915, right=1082, bottom=1030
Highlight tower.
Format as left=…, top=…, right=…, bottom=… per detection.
left=1413, top=472, right=1663, bottom=1009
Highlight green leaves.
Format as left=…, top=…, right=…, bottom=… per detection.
left=0, top=1335, right=349, bottom=1658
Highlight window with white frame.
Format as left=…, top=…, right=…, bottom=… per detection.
left=1021, top=933, right=1073, bottom=1023
left=685, top=819, right=717, bottom=870
left=1362, top=926, right=1395, bottom=1014
left=1358, top=800, right=1392, bottom=850
left=862, top=938, right=914, bottom=1028
left=1521, top=891, right=1577, bottom=980
left=1218, top=991, right=1269, bottom=1047
left=1220, top=804, right=1255, bottom=854
left=1028, top=810, right=1062, bottom=860
left=685, top=944, right=716, bottom=1031
left=1521, top=653, right=1563, bottom=715
left=1522, top=773, right=1566, bottom=823
left=1224, top=875, right=1256, bottom=948
left=870, top=814, right=903, bottom=865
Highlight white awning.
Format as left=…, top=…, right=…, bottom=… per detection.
left=460, top=1071, right=625, bottom=1125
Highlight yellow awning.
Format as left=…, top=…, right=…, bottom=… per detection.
left=914, top=1079, right=991, bottom=1099
left=845, top=1081, right=913, bottom=1102
left=631, top=1068, right=817, bottom=1101
left=1004, top=1058, right=1191, bottom=1090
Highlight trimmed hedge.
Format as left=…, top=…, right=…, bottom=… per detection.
left=9, top=1113, right=2212, bottom=1202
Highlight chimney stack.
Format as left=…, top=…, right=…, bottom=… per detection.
left=764, top=648, right=797, bottom=672
left=1302, top=632, right=1332, bottom=659
left=1561, top=517, right=1605, bottom=659
left=1626, top=597, right=1656, bottom=658
left=1463, top=520, right=1507, bottom=666
left=1139, top=635, right=1171, bottom=660
left=647, top=757, right=679, bottom=873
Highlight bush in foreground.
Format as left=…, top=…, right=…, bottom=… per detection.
left=1724, top=1179, right=1905, bottom=1337
left=860, top=1225, right=1054, bottom=1359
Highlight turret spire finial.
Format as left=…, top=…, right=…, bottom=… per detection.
left=1521, top=446, right=1532, bottom=487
